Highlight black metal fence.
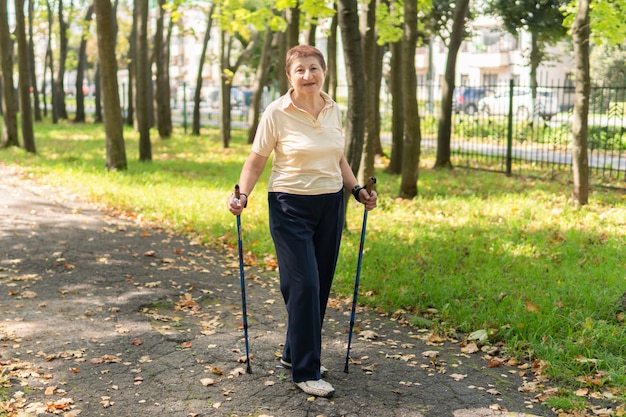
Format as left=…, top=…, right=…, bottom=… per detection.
left=408, top=80, right=626, bottom=188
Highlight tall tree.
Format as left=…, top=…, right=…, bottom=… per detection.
left=570, top=0, right=590, bottom=205
left=399, top=0, right=421, bottom=198
left=337, top=0, right=366, bottom=183
left=28, top=0, right=41, bottom=121
left=358, top=0, right=378, bottom=185
left=75, top=3, right=95, bottom=123
left=387, top=39, right=403, bottom=174
left=0, top=0, right=19, bottom=148
left=94, top=0, right=127, bottom=171
left=45, top=0, right=55, bottom=121
left=53, top=0, right=71, bottom=121
left=323, top=7, right=338, bottom=99
left=192, top=3, right=215, bottom=136
left=154, top=0, right=173, bottom=138
left=15, top=0, right=36, bottom=153
left=247, top=25, right=274, bottom=143
left=126, top=1, right=137, bottom=126
left=434, top=0, right=469, bottom=169
left=135, top=0, right=152, bottom=161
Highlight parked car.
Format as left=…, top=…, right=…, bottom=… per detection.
left=207, top=86, right=251, bottom=109
left=453, top=86, right=494, bottom=115
left=478, top=87, right=559, bottom=120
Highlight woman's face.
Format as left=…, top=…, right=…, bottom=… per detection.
left=287, top=56, right=326, bottom=96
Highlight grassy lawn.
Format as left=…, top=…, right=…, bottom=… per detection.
left=1, top=120, right=625, bottom=414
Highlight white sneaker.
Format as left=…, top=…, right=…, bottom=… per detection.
left=295, top=379, right=335, bottom=397
left=280, top=359, right=328, bottom=374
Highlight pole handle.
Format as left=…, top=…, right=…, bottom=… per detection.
left=234, top=184, right=241, bottom=200
left=365, top=177, right=376, bottom=194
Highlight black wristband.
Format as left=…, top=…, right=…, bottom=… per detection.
left=351, top=185, right=364, bottom=202
left=234, top=192, right=248, bottom=208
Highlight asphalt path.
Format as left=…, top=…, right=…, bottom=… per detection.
left=0, top=164, right=554, bottom=417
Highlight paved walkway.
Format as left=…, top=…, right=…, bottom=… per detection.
left=0, top=164, right=552, bottom=417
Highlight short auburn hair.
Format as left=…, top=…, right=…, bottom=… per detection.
left=285, top=45, right=327, bottom=74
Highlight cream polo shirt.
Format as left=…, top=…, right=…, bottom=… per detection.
left=251, top=88, right=345, bottom=195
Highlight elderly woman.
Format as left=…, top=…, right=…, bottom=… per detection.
left=227, top=44, right=377, bottom=397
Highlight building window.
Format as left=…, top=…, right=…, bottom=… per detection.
left=482, top=73, right=498, bottom=87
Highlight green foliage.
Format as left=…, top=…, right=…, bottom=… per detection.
left=2, top=122, right=626, bottom=404
left=563, top=0, right=626, bottom=46
left=376, top=2, right=404, bottom=44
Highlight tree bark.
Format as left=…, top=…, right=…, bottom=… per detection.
left=571, top=0, right=590, bottom=205
left=154, top=0, right=173, bottom=138
left=75, top=3, right=94, bottom=123
left=28, top=0, right=41, bottom=121
left=94, top=0, right=127, bottom=171
left=399, top=0, right=421, bottom=198
left=358, top=0, right=377, bottom=184
left=337, top=0, right=366, bottom=180
left=388, top=40, right=403, bottom=174
left=135, top=0, right=152, bottom=161
left=126, top=3, right=136, bottom=126
left=46, top=0, right=56, bottom=122
left=15, top=0, right=36, bottom=153
left=434, top=0, right=468, bottom=169
left=53, top=0, right=69, bottom=121
left=247, top=26, right=274, bottom=144
left=323, top=7, right=338, bottom=100
left=0, top=0, right=19, bottom=148
left=192, top=3, right=214, bottom=136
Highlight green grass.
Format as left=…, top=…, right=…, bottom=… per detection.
left=2, top=120, right=626, bottom=413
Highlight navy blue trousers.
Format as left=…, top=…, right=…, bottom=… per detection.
left=268, top=190, right=345, bottom=382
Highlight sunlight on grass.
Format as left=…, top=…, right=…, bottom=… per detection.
left=1, top=121, right=626, bottom=408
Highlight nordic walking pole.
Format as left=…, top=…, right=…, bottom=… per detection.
left=344, top=176, right=376, bottom=373
left=234, top=185, right=252, bottom=374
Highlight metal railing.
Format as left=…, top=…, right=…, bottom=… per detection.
left=409, top=80, right=626, bottom=188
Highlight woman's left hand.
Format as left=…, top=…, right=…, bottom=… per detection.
left=358, top=189, right=377, bottom=211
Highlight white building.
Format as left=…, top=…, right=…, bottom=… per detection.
left=417, top=15, right=575, bottom=88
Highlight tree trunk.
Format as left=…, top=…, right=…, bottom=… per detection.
left=192, top=4, right=214, bottom=136
left=75, top=3, right=94, bottom=123
left=358, top=0, right=377, bottom=185
left=337, top=0, right=366, bottom=178
left=388, top=40, right=403, bottom=174
left=571, top=0, right=590, bottom=205
left=154, top=0, right=172, bottom=139
left=126, top=4, right=136, bottom=126
left=94, top=0, right=127, bottom=171
left=434, top=0, right=468, bottom=169
left=219, top=30, right=256, bottom=148
left=324, top=7, right=338, bottom=100
left=286, top=6, right=299, bottom=50
left=15, top=0, right=36, bottom=153
left=28, top=0, right=41, bottom=121
left=94, top=63, right=103, bottom=123
left=135, top=0, right=152, bottom=161
left=0, top=0, right=19, bottom=148
left=219, top=31, right=233, bottom=148
left=399, top=0, right=421, bottom=199
left=94, top=0, right=128, bottom=171
left=54, top=0, right=69, bottom=120
left=46, top=0, right=56, bottom=122
left=247, top=26, right=274, bottom=144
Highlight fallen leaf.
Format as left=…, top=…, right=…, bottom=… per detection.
left=450, top=374, right=467, bottom=381
left=201, top=378, right=216, bottom=386
left=210, top=366, right=224, bottom=375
